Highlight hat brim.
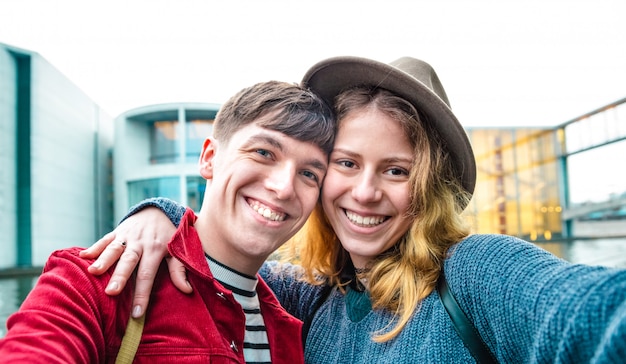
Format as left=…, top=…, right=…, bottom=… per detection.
left=301, top=56, right=476, bottom=197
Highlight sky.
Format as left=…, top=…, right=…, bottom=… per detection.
left=1, top=0, right=625, bottom=128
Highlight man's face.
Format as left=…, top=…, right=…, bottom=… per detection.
left=196, top=118, right=328, bottom=274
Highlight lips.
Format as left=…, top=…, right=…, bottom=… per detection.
left=345, top=209, right=387, bottom=227
left=248, top=199, right=287, bottom=221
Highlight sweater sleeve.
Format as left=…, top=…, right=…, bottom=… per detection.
left=445, top=234, right=626, bottom=363
left=0, top=248, right=127, bottom=363
left=121, top=197, right=187, bottom=227
left=259, top=261, right=328, bottom=321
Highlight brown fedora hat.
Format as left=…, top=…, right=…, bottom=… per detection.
left=301, top=56, right=476, bottom=198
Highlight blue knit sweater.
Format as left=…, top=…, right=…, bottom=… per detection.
left=136, top=198, right=626, bottom=363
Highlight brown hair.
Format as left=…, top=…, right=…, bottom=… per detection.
left=213, top=80, right=336, bottom=155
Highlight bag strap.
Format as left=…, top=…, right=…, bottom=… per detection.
left=115, top=314, right=145, bottom=364
left=115, top=281, right=146, bottom=364
left=437, top=274, right=498, bottom=364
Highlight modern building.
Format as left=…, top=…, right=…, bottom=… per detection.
left=556, top=97, right=626, bottom=236
left=0, top=42, right=114, bottom=269
left=113, top=103, right=219, bottom=222
left=465, top=97, right=626, bottom=262
left=466, top=127, right=562, bottom=239
left=465, top=127, right=565, bottom=256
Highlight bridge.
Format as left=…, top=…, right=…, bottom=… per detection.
left=561, top=194, right=626, bottom=221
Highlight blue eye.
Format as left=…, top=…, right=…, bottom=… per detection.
left=256, top=149, right=272, bottom=158
left=301, top=170, right=319, bottom=183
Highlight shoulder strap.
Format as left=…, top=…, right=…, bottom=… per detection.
left=115, top=314, right=145, bottom=364
left=115, top=281, right=146, bottom=364
left=437, top=274, right=498, bottom=364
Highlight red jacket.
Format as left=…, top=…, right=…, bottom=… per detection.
left=0, top=209, right=304, bottom=363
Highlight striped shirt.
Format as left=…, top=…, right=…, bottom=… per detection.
left=206, top=254, right=271, bottom=364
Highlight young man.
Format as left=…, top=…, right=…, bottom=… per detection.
left=0, top=80, right=335, bottom=363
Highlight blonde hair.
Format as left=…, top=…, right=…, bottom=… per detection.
left=280, top=87, right=471, bottom=342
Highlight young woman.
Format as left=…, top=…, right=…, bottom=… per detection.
left=84, top=56, right=626, bottom=363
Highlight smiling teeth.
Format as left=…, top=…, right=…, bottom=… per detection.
left=345, top=210, right=386, bottom=227
left=250, top=201, right=286, bottom=221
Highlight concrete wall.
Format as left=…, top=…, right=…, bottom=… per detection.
left=0, top=44, right=114, bottom=268
left=29, top=54, right=113, bottom=265
left=113, top=109, right=153, bottom=221
left=0, top=47, right=17, bottom=269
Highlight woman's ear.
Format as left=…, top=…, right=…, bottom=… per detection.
left=199, top=137, right=218, bottom=179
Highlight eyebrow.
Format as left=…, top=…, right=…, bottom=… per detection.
left=332, top=147, right=414, bottom=165
left=307, top=159, right=328, bottom=174
left=246, top=134, right=284, bottom=151
left=246, top=134, right=328, bottom=173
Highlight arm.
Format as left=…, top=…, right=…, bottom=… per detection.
left=447, top=234, right=626, bottom=362
left=80, top=197, right=187, bottom=317
left=0, top=248, right=118, bottom=362
left=259, top=261, right=329, bottom=321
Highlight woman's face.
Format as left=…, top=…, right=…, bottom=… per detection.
left=321, top=106, right=414, bottom=268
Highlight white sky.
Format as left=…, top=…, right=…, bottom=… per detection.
left=1, top=0, right=625, bottom=127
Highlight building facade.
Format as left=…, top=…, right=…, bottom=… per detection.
left=113, top=103, right=219, bottom=222
left=465, top=127, right=566, bottom=256
left=465, top=97, right=626, bottom=262
left=0, top=43, right=113, bottom=268
left=466, top=127, right=562, bottom=240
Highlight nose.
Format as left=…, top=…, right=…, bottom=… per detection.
left=266, top=163, right=297, bottom=200
left=351, top=171, right=382, bottom=203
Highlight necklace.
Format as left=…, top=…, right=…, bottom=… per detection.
left=354, top=267, right=371, bottom=290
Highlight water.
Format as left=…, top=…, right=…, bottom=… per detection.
left=568, top=238, right=626, bottom=268
left=1, top=238, right=625, bottom=338
left=0, top=275, right=39, bottom=337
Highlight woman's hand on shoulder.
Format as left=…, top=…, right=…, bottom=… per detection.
left=79, top=207, right=192, bottom=318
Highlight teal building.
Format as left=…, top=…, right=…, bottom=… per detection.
left=0, top=42, right=113, bottom=268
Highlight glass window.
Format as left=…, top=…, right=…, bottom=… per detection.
left=567, top=140, right=626, bottom=204
left=616, top=103, right=626, bottom=137
left=466, top=128, right=561, bottom=240
left=128, top=177, right=180, bottom=207
left=186, top=119, right=213, bottom=163
left=186, top=176, right=206, bottom=212
left=151, top=120, right=179, bottom=164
